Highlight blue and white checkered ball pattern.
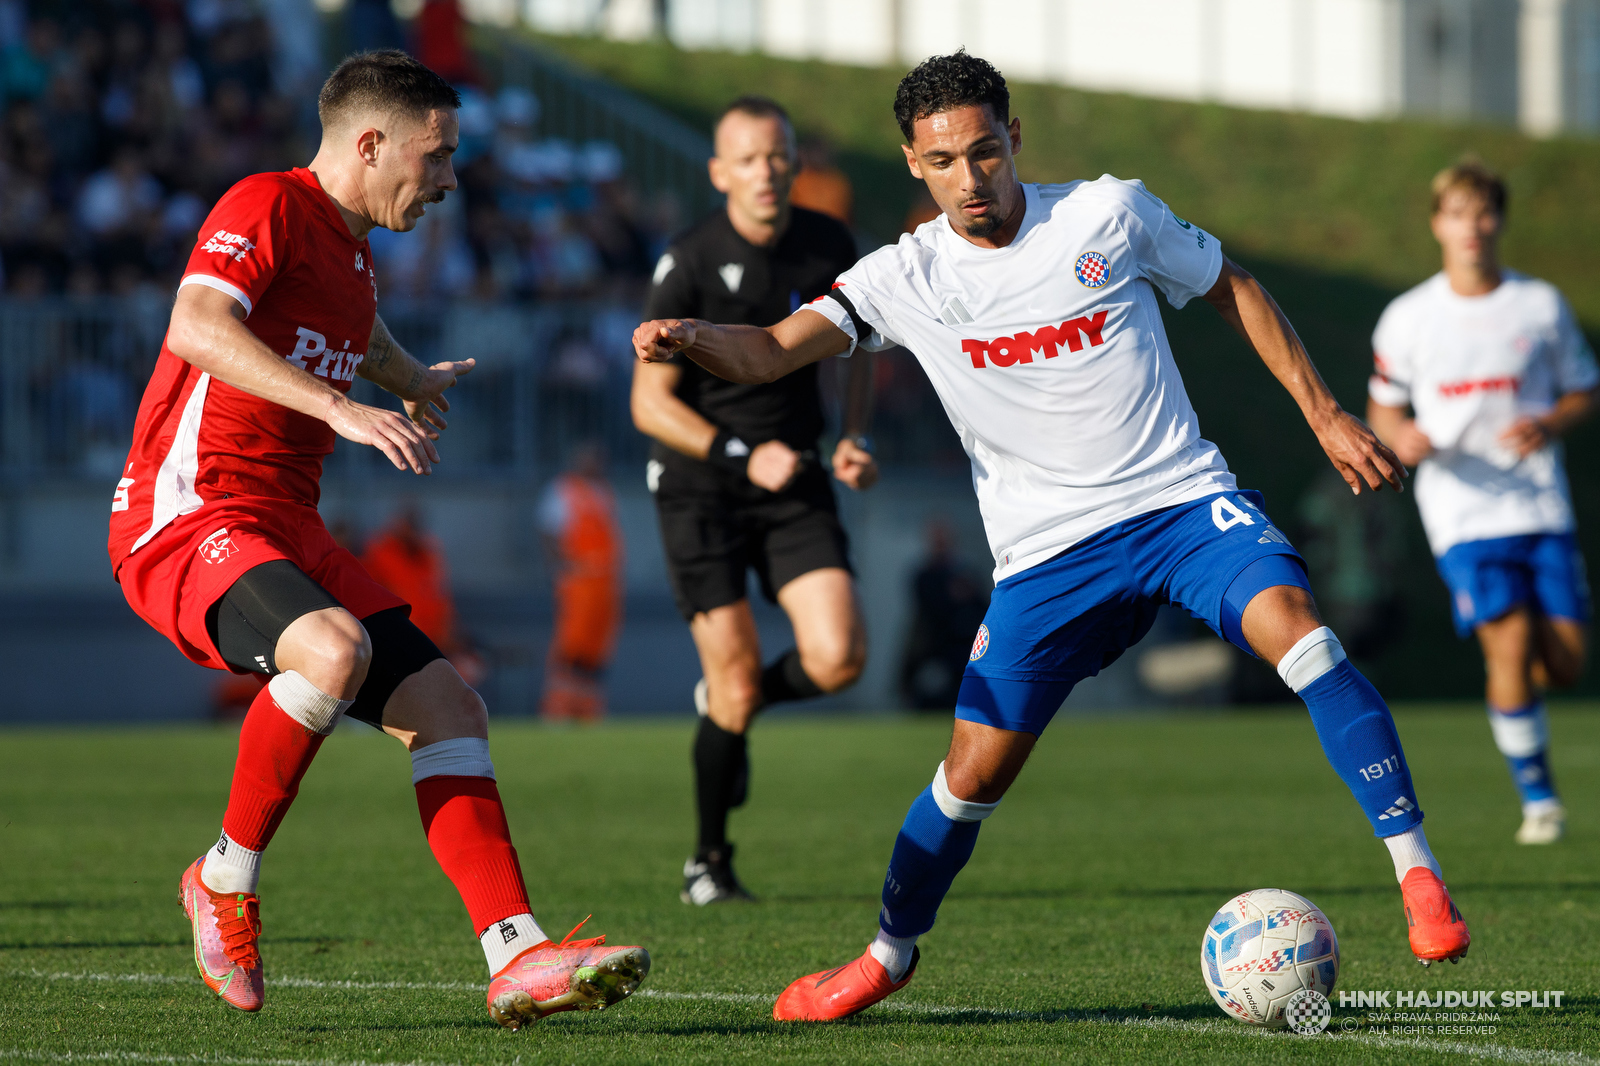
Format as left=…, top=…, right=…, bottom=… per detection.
left=1201, top=888, right=1339, bottom=1028
left=1074, top=251, right=1110, bottom=288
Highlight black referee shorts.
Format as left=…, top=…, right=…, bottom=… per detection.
left=654, top=469, right=853, bottom=621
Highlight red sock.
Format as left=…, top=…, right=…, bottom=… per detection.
left=221, top=683, right=327, bottom=851
left=415, top=776, right=532, bottom=933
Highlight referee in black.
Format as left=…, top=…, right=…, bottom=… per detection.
left=631, top=96, right=877, bottom=905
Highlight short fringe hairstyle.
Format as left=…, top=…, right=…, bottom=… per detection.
left=1430, top=157, right=1507, bottom=217
left=318, top=50, right=461, bottom=132
left=715, top=95, right=791, bottom=133
left=894, top=49, right=1009, bottom=142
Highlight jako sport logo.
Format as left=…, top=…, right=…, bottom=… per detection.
left=962, top=311, right=1108, bottom=369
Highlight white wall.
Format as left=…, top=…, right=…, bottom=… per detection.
left=606, top=0, right=1596, bottom=135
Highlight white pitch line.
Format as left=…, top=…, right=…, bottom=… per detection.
left=6, top=970, right=1596, bottom=1065
left=0, top=1051, right=441, bottom=1066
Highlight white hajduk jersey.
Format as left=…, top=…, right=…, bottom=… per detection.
left=1369, top=270, right=1598, bottom=557
left=810, top=177, right=1234, bottom=582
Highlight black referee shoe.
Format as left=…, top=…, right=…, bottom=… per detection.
left=681, top=845, right=756, bottom=905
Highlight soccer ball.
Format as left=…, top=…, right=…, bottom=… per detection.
left=1201, top=888, right=1339, bottom=1027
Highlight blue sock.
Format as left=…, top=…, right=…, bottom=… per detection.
left=1488, top=702, right=1558, bottom=805
left=1286, top=645, right=1422, bottom=836
left=878, top=786, right=982, bottom=938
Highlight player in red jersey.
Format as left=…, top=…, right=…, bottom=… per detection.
left=108, top=51, right=648, bottom=1026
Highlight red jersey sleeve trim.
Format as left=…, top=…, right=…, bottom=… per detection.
left=179, top=274, right=254, bottom=317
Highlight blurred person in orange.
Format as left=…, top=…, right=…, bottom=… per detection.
left=539, top=443, right=623, bottom=722
left=362, top=502, right=486, bottom=687
left=361, top=502, right=458, bottom=649
left=789, top=137, right=853, bottom=226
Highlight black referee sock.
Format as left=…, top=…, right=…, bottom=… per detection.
left=760, top=649, right=825, bottom=706
left=693, top=716, right=747, bottom=854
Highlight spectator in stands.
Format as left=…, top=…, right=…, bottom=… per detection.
left=0, top=5, right=662, bottom=306
left=347, top=0, right=407, bottom=53
left=414, top=0, right=479, bottom=86
left=2, top=16, right=60, bottom=104
left=539, top=443, right=623, bottom=722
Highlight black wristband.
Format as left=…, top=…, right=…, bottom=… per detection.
left=706, top=429, right=752, bottom=474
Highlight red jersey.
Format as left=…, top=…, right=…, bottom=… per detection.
left=109, top=168, right=378, bottom=576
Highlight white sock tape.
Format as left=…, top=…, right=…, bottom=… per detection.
left=1275, top=626, right=1347, bottom=693
left=268, top=670, right=352, bottom=735
left=1488, top=704, right=1548, bottom=759
left=931, top=762, right=1000, bottom=823
left=411, top=736, right=496, bottom=785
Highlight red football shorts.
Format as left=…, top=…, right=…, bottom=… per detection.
left=115, top=498, right=405, bottom=671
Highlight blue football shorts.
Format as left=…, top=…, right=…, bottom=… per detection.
left=957, top=490, right=1310, bottom=736
left=1434, top=531, right=1591, bottom=638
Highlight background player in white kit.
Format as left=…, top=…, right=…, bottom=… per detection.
left=1368, top=161, right=1597, bottom=845
left=635, top=52, right=1472, bottom=1020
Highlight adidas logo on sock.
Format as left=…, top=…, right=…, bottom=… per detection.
left=499, top=921, right=518, bottom=945
left=1378, top=796, right=1416, bottom=820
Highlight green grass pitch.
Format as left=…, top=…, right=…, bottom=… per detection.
left=2, top=707, right=1597, bottom=1064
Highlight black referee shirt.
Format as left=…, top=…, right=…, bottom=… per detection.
left=642, top=206, right=858, bottom=492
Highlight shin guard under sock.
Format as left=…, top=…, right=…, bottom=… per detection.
left=693, top=716, right=747, bottom=851
left=415, top=774, right=531, bottom=934
left=218, top=679, right=340, bottom=856
left=759, top=649, right=825, bottom=705
left=1279, top=627, right=1423, bottom=836
left=878, top=765, right=999, bottom=938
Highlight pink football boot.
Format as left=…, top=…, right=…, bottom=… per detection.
left=179, top=856, right=265, bottom=1011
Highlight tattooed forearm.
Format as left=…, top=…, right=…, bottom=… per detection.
left=366, top=318, right=398, bottom=371
left=361, top=314, right=427, bottom=398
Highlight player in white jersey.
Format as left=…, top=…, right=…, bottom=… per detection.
left=1368, top=160, right=1597, bottom=846
left=634, top=52, right=1470, bottom=1019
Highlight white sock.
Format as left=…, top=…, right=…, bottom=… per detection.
left=201, top=830, right=261, bottom=894
left=1383, top=824, right=1442, bottom=882
left=480, top=913, right=549, bottom=975
left=869, top=927, right=918, bottom=982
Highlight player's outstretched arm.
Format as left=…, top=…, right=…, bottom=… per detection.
left=166, top=285, right=440, bottom=475
left=1202, top=258, right=1404, bottom=495
left=360, top=314, right=474, bottom=441
left=632, top=309, right=852, bottom=385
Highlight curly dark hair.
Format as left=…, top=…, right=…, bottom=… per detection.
left=894, top=50, right=1009, bottom=142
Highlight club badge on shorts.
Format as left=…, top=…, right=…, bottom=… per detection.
left=197, top=527, right=238, bottom=564
left=1075, top=251, right=1110, bottom=288
left=969, top=624, right=990, bottom=661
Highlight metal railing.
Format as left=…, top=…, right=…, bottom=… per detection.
left=494, top=39, right=720, bottom=225
left=0, top=298, right=963, bottom=484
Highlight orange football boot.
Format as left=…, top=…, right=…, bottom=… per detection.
left=773, top=946, right=919, bottom=1021
left=179, top=856, right=265, bottom=1011
left=1402, top=867, right=1471, bottom=966
left=485, top=918, right=650, bottom=1030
